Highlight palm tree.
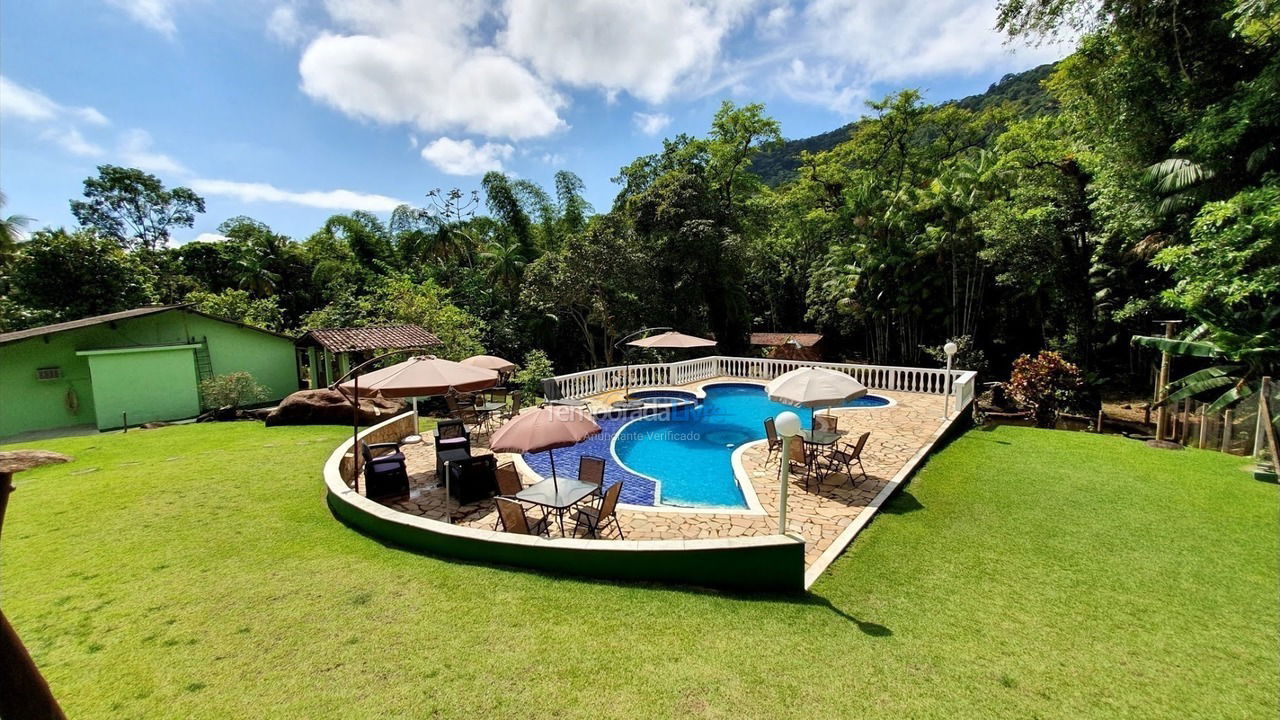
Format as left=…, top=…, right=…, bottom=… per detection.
left=0, top=191, right=34, bottom=269
left=479, top=240, right=526, bottom=292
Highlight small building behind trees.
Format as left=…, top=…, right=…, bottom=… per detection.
left=0, top=304, right=299, bottom=438
left=295, top=325, right=443, bottom=388
left=749, top=332, right=825, bottom=362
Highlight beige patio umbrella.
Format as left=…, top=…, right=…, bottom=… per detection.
left=765, top=366, right=867, bottom=429
left=489, top=405, right=601, bottom=495
left=621, top=330, right=717, bottom=400
left=337, top=355, right=499, bottom=399
left=460, top=354, right=518, bottom=373
left=625, top=330, right=717, bottom=349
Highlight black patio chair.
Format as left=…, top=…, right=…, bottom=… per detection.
left=541, top=378, right=587, bottom=406
left=444, top=454, right=499, bottom=505
left=360, top=440, right=409, bottom=499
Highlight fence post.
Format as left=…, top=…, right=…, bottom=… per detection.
left=1221, top=408, right=1233, bottom=453
left=1256, top=377, right=1271, bottom=459
left=1197, top=406, right=1209, bottom=449
left=1180, top=398, right=1193, bottom=444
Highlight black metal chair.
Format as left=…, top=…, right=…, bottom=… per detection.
left=821, top=431, right=871, bottom=486
left=360, top=440, right=409, bottom=499
left=495, top=497, right=550, bottom=536
left=571, top=481, right=625, bottom=539
left=763, top=417, right=782, bottom=465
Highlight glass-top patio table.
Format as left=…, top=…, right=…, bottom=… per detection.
left=798, top=429, right=843, bottom=478
left=515, top=477, right=598, bottom=536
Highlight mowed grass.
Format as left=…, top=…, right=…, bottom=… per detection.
left=1, top=422, right=1275, bottom=719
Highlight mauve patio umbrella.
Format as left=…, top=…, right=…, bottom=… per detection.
left=337, top=355, right=499, bottom=399
left=460, top=354, right=518, bottom=374
left=765, top=366, right=867, bottom=428
left=338, top=356, right=500, bottom=480
left=488, top=405, right=601, bottom=495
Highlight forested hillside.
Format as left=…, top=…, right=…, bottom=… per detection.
left=750, top=63, right=1058, bottom=186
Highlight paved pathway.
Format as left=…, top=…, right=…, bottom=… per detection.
left=387, top=379, right=948, bottom=569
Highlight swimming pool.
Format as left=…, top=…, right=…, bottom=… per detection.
left=612, top=383, right=890, bottom=509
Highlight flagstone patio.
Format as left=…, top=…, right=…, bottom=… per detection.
left=383, top=378, right=950, bottom=571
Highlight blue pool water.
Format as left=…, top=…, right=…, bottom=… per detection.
left=613, top=383, right=889, bottom=509
left=522, top=383, right=889, bottom=509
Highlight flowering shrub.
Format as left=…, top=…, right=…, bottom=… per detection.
left=199, top=371, right=269, bottom=410
left=1007, top=351, right=1084, bottom=428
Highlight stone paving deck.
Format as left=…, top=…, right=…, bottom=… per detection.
left=385, top=378, right=948, bottom=570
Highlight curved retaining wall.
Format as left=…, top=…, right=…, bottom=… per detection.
left=325, top=412, right=806, bottom=592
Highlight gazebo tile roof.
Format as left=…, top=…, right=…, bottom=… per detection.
left=300, top=325, right=442, bottom=353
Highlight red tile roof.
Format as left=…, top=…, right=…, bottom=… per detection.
left=298, top=325, right=443, bottom=353
left=749, top=332, right=824, bottom=348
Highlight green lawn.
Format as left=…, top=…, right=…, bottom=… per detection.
left=2, top=423, right=1276, bottom=718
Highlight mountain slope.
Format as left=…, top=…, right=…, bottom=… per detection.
left=751, top=63, right=1058, bottom=186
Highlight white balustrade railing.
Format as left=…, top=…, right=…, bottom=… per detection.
left=546, top=356, right=979, bottom=409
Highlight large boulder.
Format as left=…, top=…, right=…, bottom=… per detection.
left=264, top=389, right=406, bottom=427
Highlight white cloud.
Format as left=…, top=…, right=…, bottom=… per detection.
left=799, top=0, right=1070, bottom=85
left=775, top=58, right=866, bottom=115
left=118, top=129, right=189, bottom=176
left=266, top=2, right=310, bottom=46
left=41, top=127, right=105, bottom=157
left=297, top=1, right=566, bottom=141
left=420, top=137, right=514, bottom=175
left=0, top=76, right=109, bottom=125
left=633, top=112, right=672, bottom=136
left=190, top=178, right=407, bottom=211
left=502, top=0, right=743, bottom=103
left=541, top=152, right=566, bottom=166
left=190, top=232, right=231, bottom=243
left=756, top=3, right=791, bottom=37
left=107, top=0, right=182, bottom=37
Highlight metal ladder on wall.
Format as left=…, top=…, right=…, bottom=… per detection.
left=194, top=339, right=214, bottom=407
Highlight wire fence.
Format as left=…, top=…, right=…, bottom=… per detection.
left=1156, top=377, right=1279, bottom=462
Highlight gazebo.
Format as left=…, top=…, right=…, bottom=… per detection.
left=297, top=325, right=442, bottom=388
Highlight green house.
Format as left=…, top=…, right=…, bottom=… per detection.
left=0, top=304, right=300, bottom=439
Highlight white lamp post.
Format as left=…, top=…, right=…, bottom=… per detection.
left=774, top=411, right=802, bottom=535
left=943, top=341, right=959, bottom=419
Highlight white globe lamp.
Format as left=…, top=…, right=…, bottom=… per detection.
left=774, top=411, right=802, bottom=534
left=943, top=341, right=959, bottom=419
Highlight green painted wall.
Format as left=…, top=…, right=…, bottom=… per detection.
left=186, top=314, right=298, bottom=401
left=0, top=309, right=298, bottom=438
left=81, top=347, right=201, bottom=429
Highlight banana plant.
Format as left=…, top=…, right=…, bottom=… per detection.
left=1133, top=308, right=1280, bottom=415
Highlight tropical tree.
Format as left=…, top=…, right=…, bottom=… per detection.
left=7, top=228, right=155, bottom=324
left=69, top=165, right=205, bottom=250
left=1133, top=311, right=1280, bottom=414
left=0, top=190, right=33, bottom=270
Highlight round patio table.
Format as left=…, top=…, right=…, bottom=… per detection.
left=475, top=401, right=505, bottom=431
left=799, top=429, right=843, bottom=479
left=515, top=477, right=598, bottom=536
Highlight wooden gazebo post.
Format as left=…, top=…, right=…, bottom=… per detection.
left=0, top=450, right=72, bottom=720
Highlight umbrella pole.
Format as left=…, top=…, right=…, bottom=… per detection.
left=351, top=375, right=360, bottom=490
left=548, top=450, right=559, bottom=495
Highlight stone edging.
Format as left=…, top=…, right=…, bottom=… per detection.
left=324, top=411, right=806, bottom=591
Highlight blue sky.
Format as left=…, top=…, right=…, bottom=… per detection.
left=0, top=0, right=1071, bottom=244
